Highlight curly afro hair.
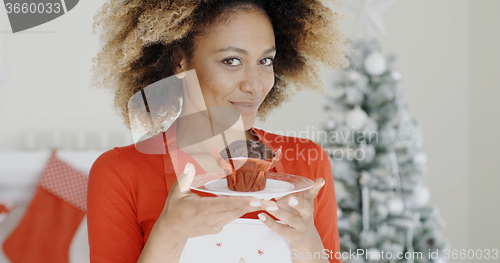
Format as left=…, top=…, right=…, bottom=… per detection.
left=91, top=0, right=350, bottom=128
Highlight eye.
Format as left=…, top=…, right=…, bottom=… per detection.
left=260, top=57, right=274, bottom=66
left=222, top=57, right=242, bottom=66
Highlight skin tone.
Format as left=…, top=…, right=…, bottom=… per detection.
left=175, top=9, right=276, bottom=143
left=138, top=9, right=328, bottom=263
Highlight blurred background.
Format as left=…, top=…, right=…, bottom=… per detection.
left=0, top=0, right=498, bottom=262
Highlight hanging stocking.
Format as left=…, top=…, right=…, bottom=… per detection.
left=2, top=151, right=88, bottom=263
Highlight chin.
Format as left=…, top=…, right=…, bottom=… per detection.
left=241, top=115, right=256, bottom=130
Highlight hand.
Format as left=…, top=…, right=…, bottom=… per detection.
left=157, top=162, right=277, bottom=240
left=257, top=178, right=326, bottom=247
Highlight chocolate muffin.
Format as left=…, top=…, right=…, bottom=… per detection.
left=217, top=140, right=277, bottom=192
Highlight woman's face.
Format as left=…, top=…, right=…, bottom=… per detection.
left=181, top=9, right=276, bottom=130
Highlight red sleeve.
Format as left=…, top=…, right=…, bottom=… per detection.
left=313, top=144, right=342, bottom=263
left=87, top=149, right=143, bottom=262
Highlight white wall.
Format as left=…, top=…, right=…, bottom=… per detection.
left=378, top=0, right=472, bottom=253
left=469, top=0, right=500, bottom=257
left=0, top=1, right=132, bottom=151
left=0, top=0, right=499, bottom=259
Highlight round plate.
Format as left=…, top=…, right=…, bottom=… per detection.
left=190, top=172, right=314, bottom=200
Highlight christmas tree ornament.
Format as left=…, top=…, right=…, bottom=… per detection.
left=411, top=184, right=431, bottom=208
left=350, top=214, right=358, bottom=223
left=391, top=70, right=402, bottom=80
left=326, top=119, right=336, bottom=130
left=375, top=204, right=389, bottom=220
left=346, top=105, right=369, bottom=130
left=364, top=52, right=387, bottom=76
left=387, top=197, right=404, bottom=215
left=348, top=70, right=361, bottom=81
left=359, top=177, right=365, bottom=184
left=412, top=151, right=427, bottom=165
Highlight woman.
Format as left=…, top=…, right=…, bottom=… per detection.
left=88, top=0, right=350, bottom=262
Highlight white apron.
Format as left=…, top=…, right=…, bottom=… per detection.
left=178, top=218, right=292, bottom=263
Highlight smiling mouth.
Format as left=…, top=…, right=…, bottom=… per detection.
left=230, top=101, right=260, bottom=114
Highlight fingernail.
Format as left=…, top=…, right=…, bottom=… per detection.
left=258, top=213, right=267, bottom=222
left=266, top=206, right=278, bottom=212
left=183, top=162, right=191, bottom=174
left=321, top=179, right=325, bottom=188
left=288, top=197, right=299, bottom=207
left=250, top=201, right=261, bottom=207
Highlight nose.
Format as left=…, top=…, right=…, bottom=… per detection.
left=240, top=65, right=263, bottom=94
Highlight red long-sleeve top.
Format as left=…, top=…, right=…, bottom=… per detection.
left=87, top=120, right=341, bottom=262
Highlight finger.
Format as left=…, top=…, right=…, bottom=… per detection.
left=275, top=194, right=286, bottom=201
left=276, top=177, right=325, bottom=206
left=178, top=162, right=196, bottom=193
left=275, top=197, right=300, bottom=216
left=285, top=196, right=313, bottom=220
left=205, top=196, right=276, bottom=212
left=278, top=178, right=326, bottom=202
left=304, top=178, right=325, bottom=203
left=264, top=204, right=307, bottom=232
left=211, top=199, right=278, bottom=227
left=257, top=213, right=295, bottom=242
left=170, top=162, right=196, bottom=196
left=213, top=205, right=270, bottom=227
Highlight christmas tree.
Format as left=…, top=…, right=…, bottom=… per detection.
left=315, top=1, right=450, bottom=262
left=319, top=38, right=450, bottom=263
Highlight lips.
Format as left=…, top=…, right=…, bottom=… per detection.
left=230, top=101, right=260, bottom=114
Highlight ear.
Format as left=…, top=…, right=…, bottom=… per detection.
left=174, top=53, right=188, bottom=75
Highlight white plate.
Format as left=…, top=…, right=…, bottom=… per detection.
left=190, top=172, right=314, bottom=200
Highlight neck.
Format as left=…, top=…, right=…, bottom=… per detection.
left=175, top=115, right=258, bottom=155
left=175, top=112, right=213, bottom=149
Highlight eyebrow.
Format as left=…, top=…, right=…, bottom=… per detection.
left=215, top=46, right=276, bottom=55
